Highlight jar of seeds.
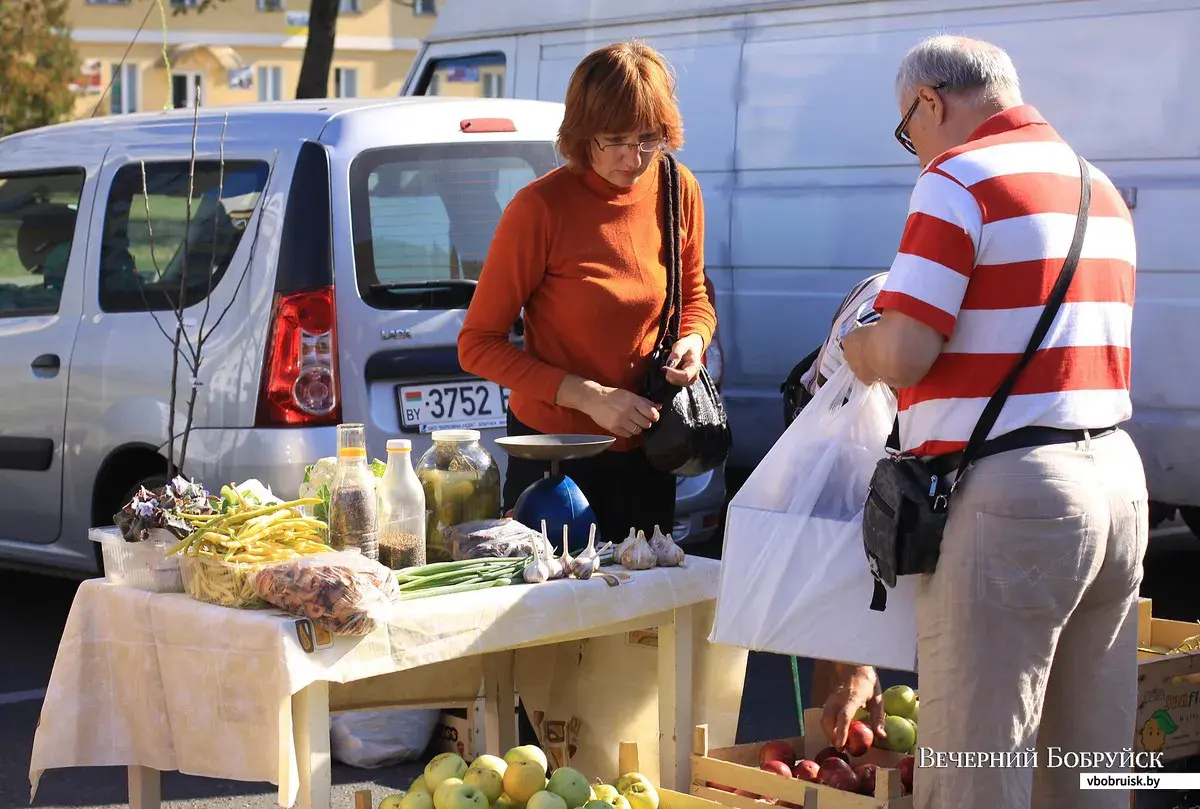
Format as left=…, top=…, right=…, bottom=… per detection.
left=328, top=423, right=379, bottom=560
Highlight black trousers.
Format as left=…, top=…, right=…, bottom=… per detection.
left=502, top=411, right=676, bottom=545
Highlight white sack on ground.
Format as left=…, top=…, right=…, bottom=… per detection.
left=711, top=365, right=919, bottom=672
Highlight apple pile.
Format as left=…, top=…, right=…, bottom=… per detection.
left=856, top=685, right=919, bottom=755
left=378, top=745, right=661, bottom=809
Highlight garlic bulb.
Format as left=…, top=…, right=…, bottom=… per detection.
left=613, top=527, right=638, bottom=563
left=649, top=524, right=686, bottom=567
left=569, top=523, right=600, bottom=579
left=523, top=538, right=551, bottom=583
left=618, top=529, right=657, bottom=570
left=541, top=521, right=566, bottom=579
left=552, top=524, right=572, bottom=580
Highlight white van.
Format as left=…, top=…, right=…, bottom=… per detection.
left=0, top=96, right=725, bottom=577
left=402, top=0, right=1200, bottom=534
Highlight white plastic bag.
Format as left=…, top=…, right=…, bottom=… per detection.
left=710, top=365, right=919, bottom=672
left=330, top=708, right=440, bottom=769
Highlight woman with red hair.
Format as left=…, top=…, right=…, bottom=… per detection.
left=459, top=40, right=717, bottom=542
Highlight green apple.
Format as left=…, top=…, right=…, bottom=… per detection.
left=621, top=782, right=658, bottom=809
left=401, top=792, right=434, bottom=809
left=434, top=778, right=466, bottom=809
left=380, top=795, right=406, bottom=809
left=547, top=767, right=591, bottom=809
left=494, top=796, right=517, bottom=809
left=437, top=783, right=490, bottom=809
left=615, top=773, right=652, bottom=794
left=593, top=785, right=620, bottom=804
left=527, top=791, right=568, bottom=809
left=882, top=685, right=917, bottom=719
left=884, top=715, right=916, bottom=753
left=471, top=755, right=509, bottom=778
left=853, top=707, right=869, bottom=723
left=504, top=745, right=549, bottom=773
left=504, top=759, right=549, bottom=805
left=610, top=797, right=631, bottom=809
left=466, top=765, right=507, bottom=804
left=426, top=752, right=470, bottom=793
left=412, top=776, right=430, bottom=794
left=910, top=700, right=919, bottom=724
left=584, top=802, right=615, bottom=809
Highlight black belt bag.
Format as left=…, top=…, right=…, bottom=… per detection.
left=862, top=153, right=1095, bottom=612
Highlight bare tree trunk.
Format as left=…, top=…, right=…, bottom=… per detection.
left=295, top=0, right=340, bottom=99
left=166, top=323, right=183, bottom=479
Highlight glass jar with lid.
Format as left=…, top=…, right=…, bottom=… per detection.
left=415, top=430, right=501, bottom=562
left=328, top=423, right=380, bottom=560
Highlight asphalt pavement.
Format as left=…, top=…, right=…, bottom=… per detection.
left=2, top=524, right=1196, bottom=809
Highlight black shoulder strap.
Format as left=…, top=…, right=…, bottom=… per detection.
left=654, top=153, right=683, bottom=353
left=953, top=153, right=1092, bottom=482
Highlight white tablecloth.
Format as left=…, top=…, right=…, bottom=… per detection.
left=30, top=559, right=745, bottom=806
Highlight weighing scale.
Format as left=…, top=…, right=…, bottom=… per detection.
left=494, top=434, right=614, bottom=550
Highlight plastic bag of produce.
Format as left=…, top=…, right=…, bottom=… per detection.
left=330, top=708, right=439, bottom=769
left=444, top=518, right=553, bottom=561
left=711, top=364, right=918, bottom=672
left=254, top=551, right=400, bottom=636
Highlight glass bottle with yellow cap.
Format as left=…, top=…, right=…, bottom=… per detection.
left=328, top=423, right=379, bottom=560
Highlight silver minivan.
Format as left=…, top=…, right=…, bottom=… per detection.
left=0, top=97, right=726, bottom=577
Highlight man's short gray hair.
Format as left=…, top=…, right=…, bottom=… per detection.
left=895, top=35, right=1022, bottom=107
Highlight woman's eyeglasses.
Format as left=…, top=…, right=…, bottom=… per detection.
left=594, top=136, right=665, bottom=154
left=894, top=82, right=947, bottom=155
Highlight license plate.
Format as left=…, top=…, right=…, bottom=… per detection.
left=397, top=380, right=510, bottom=433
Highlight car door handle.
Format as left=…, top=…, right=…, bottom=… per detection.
left=31, top=354, right=60, bottom=371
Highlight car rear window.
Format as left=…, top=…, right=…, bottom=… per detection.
left=349, top=141, right=559, bottom=310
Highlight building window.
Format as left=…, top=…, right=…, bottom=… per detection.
left=413, top=0, right=435, bottom=15
left=257, top=66, right=284, bottom=101
left=257, top=0, right=285, bottom=9
left=86, top=0, right=132, bottom=5
left=110, top=63, right=139, bottom=115
left=0, top=169, right=86, bottom=318
left=339, top=0, right=361, bottom=12
left=334, top=67, right=358, bottom=99
left=482, top=72, right=503, bottom=98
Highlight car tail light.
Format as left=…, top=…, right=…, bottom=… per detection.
left=255, top=286, right=341, bottom=426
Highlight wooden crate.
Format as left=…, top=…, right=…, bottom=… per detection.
left=619, top=740, right=729, bottom=809
left=1136, top=598, right=1200, bottom=764
left=689, top=711, right=912, bottom=809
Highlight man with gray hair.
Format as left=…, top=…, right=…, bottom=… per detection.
left=822, top=35, right=1146, bottom=809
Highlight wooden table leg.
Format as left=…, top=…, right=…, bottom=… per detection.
left=128, top=765, right=161, bottom=809
left=657, top=605, right=695, bottom=791
left=483, top=650, right=517, bottom=755
left=294, top=680, right=332, bottom=809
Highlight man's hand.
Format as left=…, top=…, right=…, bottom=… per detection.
left=822, top=665, right=887, bottom=750
left=839, top=326, right=881, bottom=385
left=664, top=333, right=705, bottom=387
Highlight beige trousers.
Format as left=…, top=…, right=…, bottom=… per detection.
left=914, top=429, right=1149, bottom=809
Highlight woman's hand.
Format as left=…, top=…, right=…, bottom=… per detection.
left=821, top=665, right=886, bottom=750
left=584, top=386, right=661, bottom=439
left=664, top=333, right=705, bottom=387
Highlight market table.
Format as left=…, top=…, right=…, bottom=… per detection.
left=29, top=558, right=746, bottom=809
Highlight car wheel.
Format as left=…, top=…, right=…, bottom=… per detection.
left=1181, top=507, right=1200, bottom=540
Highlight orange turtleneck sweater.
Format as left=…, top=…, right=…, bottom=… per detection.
left=458, top=156, right=716, bottom=452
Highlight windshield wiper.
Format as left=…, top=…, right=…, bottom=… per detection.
left=370, top=279, right=477, bottom=292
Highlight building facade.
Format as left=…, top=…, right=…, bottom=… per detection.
left=68, top=0, right=439, bottom=118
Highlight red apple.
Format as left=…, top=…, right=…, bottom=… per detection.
left=844, top=721, right=874, bottom=757
left=853, top=764, right=878, bottom=796
left=898, top=754, right=915, bottom=791
left=761, top=760, right=792, bottom=778
left=817, top=758, right=860, bottom=793
left=793, top=760, right=821, bottom=783
left=758, top=740, right=798, bottom=767
left=814, top=746, right=850, bottom=766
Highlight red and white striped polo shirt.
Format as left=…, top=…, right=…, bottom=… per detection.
left=873, top=105, right=1136, bottom=458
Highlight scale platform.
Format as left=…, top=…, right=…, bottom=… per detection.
left=494, top=434, right=614, bottom=474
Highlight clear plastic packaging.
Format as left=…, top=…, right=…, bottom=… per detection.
left=90, top=527, right=184, bottom=593
left=180, top=554, right=271, bottom=608
left=442, top=518, right=551, bottom=561
left=254, top=551, right=401, bottom=636
left=329, top=423, right=380, bottom=561
left=415, top=430, right=501, bottom=562
left=377, top=439, right=427, bottom=570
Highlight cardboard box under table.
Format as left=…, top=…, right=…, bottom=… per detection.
left=29, top=557, right=746, bottom=809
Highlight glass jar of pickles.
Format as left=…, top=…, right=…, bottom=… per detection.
left=415, top=430, right=501, bottom=562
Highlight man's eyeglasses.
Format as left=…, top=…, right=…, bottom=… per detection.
left=593, top=136, right=664, bottom=154
left=894, top=81, right=947, bottom=155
